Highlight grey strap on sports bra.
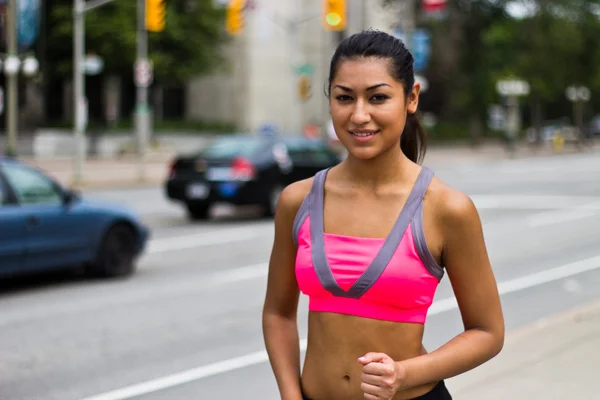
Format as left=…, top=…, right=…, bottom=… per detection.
left=309, top=167, right=435, bottom=299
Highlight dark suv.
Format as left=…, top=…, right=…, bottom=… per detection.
left=165, top=134, right=341, bottom=220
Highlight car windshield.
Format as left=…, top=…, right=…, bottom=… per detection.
left=202, top=136, right=268, bottom=159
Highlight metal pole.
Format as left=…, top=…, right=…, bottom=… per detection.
left=5, top=0, right=18, bottom=157
left=403, top=0, right=416, bottom=51
left=135, top=0, right=150, bottom=181
left=73, top=0, right=86, bottom=183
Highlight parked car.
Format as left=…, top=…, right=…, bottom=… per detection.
left=526, top=119, right=580, bottom=144
left=586, top=115, right=600, bottom=138
left=165, top=134, right=341, bottom=220
left=0, top=157, right=150, bottom=279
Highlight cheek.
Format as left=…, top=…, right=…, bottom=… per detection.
left=376, top=104, right=406, bottom=131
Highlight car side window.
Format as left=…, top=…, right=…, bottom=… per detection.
left=2, top=163, right=63, bottom=206
left=0, top=180, right=6, bottom=205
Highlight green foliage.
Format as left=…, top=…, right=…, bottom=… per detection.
left=385, top=0, right=600, bottom=125
left=48, top=0, right=231, bottom=83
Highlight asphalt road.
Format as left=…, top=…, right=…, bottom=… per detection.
left=1, top=151, right=600, bottom=400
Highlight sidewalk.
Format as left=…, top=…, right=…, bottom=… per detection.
left=446, top=299, right=600, bottom=399
left=20, top=141, right=600, bottom=190
left=22, top=156, right=171, bottom=189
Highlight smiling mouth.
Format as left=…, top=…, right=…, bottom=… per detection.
left=350, top=130, right=379, bottom=137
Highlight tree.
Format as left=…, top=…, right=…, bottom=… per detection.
left=47, top=0, right=231, bottom=84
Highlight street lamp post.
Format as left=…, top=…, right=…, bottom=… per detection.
left=566, top=85, right=591, bottom=147
left=72, top=0, right=116, bottom=185
left=2, top=0, right=40, bottom=157
left=5, top=0, right=19, bottom=157
left=496, top=78, right=530, bottom=157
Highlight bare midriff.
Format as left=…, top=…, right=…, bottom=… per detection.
left=301, top=312, right=437, bottom=400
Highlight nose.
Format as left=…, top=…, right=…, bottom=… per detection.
left=350, top=100, right=371, bottom=125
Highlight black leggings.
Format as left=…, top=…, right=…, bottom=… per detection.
left=302, top=380, right=452, bottom=400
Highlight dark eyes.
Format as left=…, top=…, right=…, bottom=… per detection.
left=334, top=94, right=389, bottom=102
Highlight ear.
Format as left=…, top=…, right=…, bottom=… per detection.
left=407, top=82, right=421, bottom=114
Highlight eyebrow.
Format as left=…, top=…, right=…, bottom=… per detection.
left=334, top=83, right=391, bottom=92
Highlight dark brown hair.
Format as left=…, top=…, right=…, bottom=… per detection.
left=326, top=30, right=427, bottom=164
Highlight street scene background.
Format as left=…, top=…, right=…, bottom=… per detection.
left=1, top=0, right=600, bottom=399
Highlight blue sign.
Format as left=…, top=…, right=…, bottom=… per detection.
left=18, top=0, right=41, bottom=49
left=392, top=28, right=431, bottom=73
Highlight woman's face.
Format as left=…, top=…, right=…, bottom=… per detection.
left=329, top=57, right=420, bottom=160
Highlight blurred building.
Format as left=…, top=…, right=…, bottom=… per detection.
left=185, top=0, right=400, bottom=135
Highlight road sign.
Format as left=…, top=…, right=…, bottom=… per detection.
left=392, top=28, right=431, bottom=72
left=294, top=63, right=315, bottom=77
left=134, top=59, right=153, bottom=87
left=566, top=86, right=591, bottom=102
left=496, top=79, right=530, bottom=97
left=18, top=0, right=41, bottom=48
left=84, top=54, right=104, bottom=75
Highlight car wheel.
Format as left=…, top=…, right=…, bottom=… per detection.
left=187, top=202, right=211, bottom=220
left=88, top=224, right=138, bottom=278
left=263, top=185, right=284, bottom=218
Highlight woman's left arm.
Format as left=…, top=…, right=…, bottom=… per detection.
left=397, top=190, right=505, bottom=390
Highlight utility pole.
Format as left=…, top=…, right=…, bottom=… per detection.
left=72, top=0, right=117, bottom=184
left=135, top=0, right=151, bottom=182
left=5, top=0, right=18, bottom=157
left=73, top=0, right=85, bottom=183
left=400, top=0, right=416, bottom=52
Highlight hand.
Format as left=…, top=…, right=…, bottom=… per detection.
left=358, top=352, right=406, bottom=400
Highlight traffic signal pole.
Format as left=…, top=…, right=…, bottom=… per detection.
left=135, top=0, right=150, bottom=182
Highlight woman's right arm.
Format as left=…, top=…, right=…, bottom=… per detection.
left=262, top=181, right=309, bottom=400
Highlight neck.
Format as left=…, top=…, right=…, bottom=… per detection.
left=341, top=143, right=416, bottom=188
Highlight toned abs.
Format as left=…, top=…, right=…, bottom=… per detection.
left=302, top=312, right=437, bottom=400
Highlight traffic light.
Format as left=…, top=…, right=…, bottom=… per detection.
left=323, top=0, right=346, bottom=31
left=298, top=76, right=312, bottom=102
left=226, top=0, right=245, bottom=35
left=146, top=0, right=165, bottom=32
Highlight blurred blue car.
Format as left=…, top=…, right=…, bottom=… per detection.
left=0, top=157, right=150, bottom=279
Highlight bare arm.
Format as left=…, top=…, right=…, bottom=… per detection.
left=262, top=181, right=309, bottom=400
left=397, top=190, right=505, bottom=390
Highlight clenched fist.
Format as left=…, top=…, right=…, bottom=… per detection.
left=357, top=352, right=406, bottom=400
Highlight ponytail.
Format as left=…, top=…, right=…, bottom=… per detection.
left=400, top=112, right=427, bottom=164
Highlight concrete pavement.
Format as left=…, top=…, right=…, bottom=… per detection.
left=447, top=299, right=600, bottom=399
left=2, top=144, right=600, bottom=399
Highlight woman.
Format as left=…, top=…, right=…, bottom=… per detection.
left=262, top=30, right=504, bottom=400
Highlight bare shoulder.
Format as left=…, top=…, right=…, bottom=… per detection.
left=277, top=177, right=314, bottom=219
left=426, top=176, right=480, bottom=227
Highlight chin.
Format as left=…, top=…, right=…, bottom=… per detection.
left=346, top=146, right=382, bottom=160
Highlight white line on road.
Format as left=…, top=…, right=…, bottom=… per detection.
left=471, top=195, right=600, bottom=210
left=527, top=209, right=597, bottom=228
left=142, top=195, right=600, bottom=255
left=78, top=253, right=600, bottom=400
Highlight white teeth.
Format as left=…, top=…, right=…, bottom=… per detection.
left=352, top=132, right=375, bottom=137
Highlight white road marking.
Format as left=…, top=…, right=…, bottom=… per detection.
left=527, top=209, right=597, bottom=227
left=79, top=253, right=600, bottom=400
left=471, top=195, right=600, bottom=210
left=141, top=195, right=600, bottom=256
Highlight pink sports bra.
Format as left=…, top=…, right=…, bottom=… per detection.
left=293, top=167, right=444, bottom=324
